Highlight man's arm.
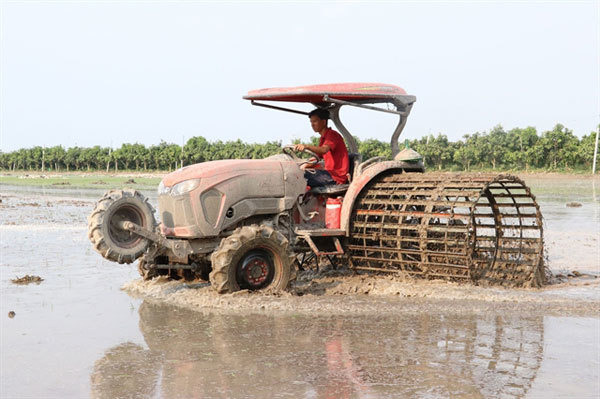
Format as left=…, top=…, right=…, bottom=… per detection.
left=294, top=143, right=328, bottom=170
left=293, top=143, right=331, bottom=156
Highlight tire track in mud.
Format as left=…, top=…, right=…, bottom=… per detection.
left=122, top=270, right=600, bottom=317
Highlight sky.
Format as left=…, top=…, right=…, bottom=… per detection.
left=1, top=0, right=598, bottom=152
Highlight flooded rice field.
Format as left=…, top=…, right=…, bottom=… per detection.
left=1, top=175, right=599, bottom=398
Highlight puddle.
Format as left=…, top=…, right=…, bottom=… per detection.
left=84, top=302, right=599, bottom=399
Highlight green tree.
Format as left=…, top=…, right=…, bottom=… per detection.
left=577, top=128, right=599, bottom=168
left=64, top=147, right=82, bottom=171
left=454, top=133, right=488, bottom=170
left=148, top=141, right=180, bottom=170
left=536, top=124, right=578, bottom=169
left=250, top=141, right=281, bottom=159
left=28, top=147, right=43, bottom=170
left=163, top=143, right=181, bottom=170
left=95, top=147, right=111, bottom=171
left=47, top=146, right=66, bottom=171
left=358, top=138, right=391, bottom=160
left=412, top=134, right=454, bottom=170
left=485, top=125, right=508, bottom=169
left=80, top=147, right=97, bottom=171
left=130, top=143, right=148, bottom=170
left=504, top=127, right=538, bottom=170
left=138, top=145, right=151, bottom=171
left=184, top=136, right=211, bottom=164
left=2, top=122, right=597, bottom=172
left=114, top=144, right=134, bottom=170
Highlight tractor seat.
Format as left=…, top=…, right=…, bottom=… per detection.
left=309, top=183, right=349, bottom=195
left=307, top=153, right=359, bottom=196
left=348, top=152, right=360, bottom=180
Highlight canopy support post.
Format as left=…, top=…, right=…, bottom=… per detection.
left=328, top=105, right=359, bottom=154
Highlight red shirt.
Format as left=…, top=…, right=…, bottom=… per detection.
left=319, top=128, right=349, bottom=184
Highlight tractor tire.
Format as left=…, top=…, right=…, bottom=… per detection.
left=137, top=260, right=162, bottom=280
left=88, top=189, right=156, bottom=264
left=209, top=225, right=295, bottom=294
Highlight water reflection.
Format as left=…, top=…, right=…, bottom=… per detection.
left=91, top=302, right=544, bottom=399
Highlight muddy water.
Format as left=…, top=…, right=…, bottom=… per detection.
left=1, top=176, right=599, bottom=398
left=524, top=176, right=600, bottom=273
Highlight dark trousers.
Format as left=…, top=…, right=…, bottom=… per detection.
left=304, top=169, right=336, bottom=187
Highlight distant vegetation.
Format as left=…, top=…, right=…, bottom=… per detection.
left=1, top=124, right=598, bottom=173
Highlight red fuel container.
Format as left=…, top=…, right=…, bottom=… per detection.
left=325, top=197, right=342, bottom=229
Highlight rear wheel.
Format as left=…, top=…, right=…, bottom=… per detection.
left=209, top=225, right=295, bottom=294
left=88, top=190, right=156, bottom=264
left=348, top=172, right=545, bottom=287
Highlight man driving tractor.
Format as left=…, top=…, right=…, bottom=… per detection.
left=87, top=83, right=546, bottom=293
left=294, top=109, right=349, bottom=187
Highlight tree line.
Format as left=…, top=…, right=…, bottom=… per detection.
left=1, top=124, right=597, bottom=172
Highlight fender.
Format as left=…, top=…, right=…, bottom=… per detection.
left=340, top=161, right=423, bottom=234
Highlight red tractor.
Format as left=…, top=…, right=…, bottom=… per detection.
left=88, top=83, right=546, bottom=293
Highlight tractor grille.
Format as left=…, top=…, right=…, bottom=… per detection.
left=159, top=195, right=196, bottom=229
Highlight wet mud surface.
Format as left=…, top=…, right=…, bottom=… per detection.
left=122, top=270, right=600, bottom=318
left=1, top=177, right=599, bottom=398
left=10, top=274, right=44, bottom=285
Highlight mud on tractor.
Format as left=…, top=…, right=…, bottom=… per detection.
left=88, top=83, right=546, bottom=293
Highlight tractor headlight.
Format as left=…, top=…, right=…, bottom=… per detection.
left=157, top=181, right=170, bottom=195
left=171, top=179, right=201, bottom=196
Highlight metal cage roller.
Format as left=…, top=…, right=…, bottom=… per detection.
left=348, top=173, right=545, bottom=287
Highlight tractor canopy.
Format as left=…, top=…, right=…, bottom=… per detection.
left=243, top=83, right=416, bottom=157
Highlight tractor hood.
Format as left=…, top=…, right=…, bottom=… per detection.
left=158, top=158, right=306, bottom=238
left=161, top=159, right=288, bottom=187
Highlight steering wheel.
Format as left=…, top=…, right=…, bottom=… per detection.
left=282, top=145, right=320, bottom=167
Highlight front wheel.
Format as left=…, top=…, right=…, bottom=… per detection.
left=137, top=260, right=163, bottom=280
left=88, top=190, right=156, bottom=264
left=209, top=225, right=295, bottom=294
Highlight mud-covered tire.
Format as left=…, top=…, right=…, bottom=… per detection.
left=209, top=225, right=295, bottom=294
left=137, top=260, right=163, bottom=280
left=88, top=189, right=156, bottom=264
